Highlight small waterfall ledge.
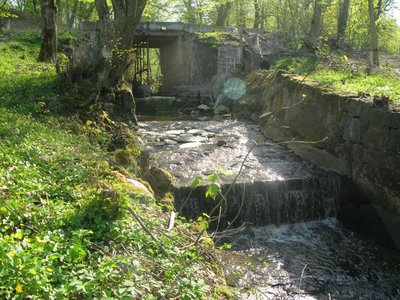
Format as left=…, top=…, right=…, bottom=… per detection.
left=140, top=118, right=345, bottom=227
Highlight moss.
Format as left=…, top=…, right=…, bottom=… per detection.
left=145, top=166, right=174, bottom=193
left=110, top=170, right=127, bottom=183
left=137, top=178, right=154, bottom=196
left=194, top=32, right=240, bottom=48
left=213, top=285, right=236, bottom=299
left=114, top=149, right=133, bottom=165
left=159, top=192, right=175, bottom=212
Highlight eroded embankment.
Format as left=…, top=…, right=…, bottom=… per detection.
left=240, top=70, right=400, bottom=248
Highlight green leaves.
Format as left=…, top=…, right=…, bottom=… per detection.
left=205, top=181, right=221, bottom=200
left=190, top=175, right=203, bottom=189
left=205, top=172, right=222, bottom=200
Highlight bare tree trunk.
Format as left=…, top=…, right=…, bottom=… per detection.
left=32, top=0, right=38, bottom=14
left=95, top=0, right=110, bottom=47
left=39, top=0, right=58, bottom=62
left=67, top=0, right=78, bottom=29
left=260, top=3, right=267, bottom=30
left=236, top=1, right=246, bottom=28
left=305, top=0, right=323, bottom=50
left=215, top=2, right=232, bottom=27
left=368, top=0, right=379, bottom=67
left=110, top=0, right=147, bottom=86
left=253, top=0, right=261, bottom=28
left=337, top=0, right=350, bottom=43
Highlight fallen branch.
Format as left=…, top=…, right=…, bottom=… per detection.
left=167, top=211, right=176, bottom=231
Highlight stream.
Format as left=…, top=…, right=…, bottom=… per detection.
left=139, top=116, right=400, bottom=299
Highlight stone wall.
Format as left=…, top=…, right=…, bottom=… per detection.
left=242, top=70, right=400, bottom=248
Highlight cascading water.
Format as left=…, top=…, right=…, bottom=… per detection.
left=219, top=219, right=400, bottom=299
left=139, top=116, right=400, bottom=299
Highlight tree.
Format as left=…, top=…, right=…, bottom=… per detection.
left=305, top=0, right=324, bottom=50
left=38, top=0, right=57, bottom=62
left=368, top=0, right=379, bottom=66
left=337, top=0, right=350, bottom=43
left=95, top=0, right=109, bottom=47
left=109, top=0, right=147, bottom=86
left=215, top=0, right=232, bottom=26
left=253, top=0, right=261, bottom=28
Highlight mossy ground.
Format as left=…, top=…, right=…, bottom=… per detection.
left=0, top=31, right=230, bottom=299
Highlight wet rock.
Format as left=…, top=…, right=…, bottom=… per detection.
left=217, top=140, right=227, bottom=147
left=164, top=139, right=178, bottom=145
left=187, top=129, right=207, bottom=135
left=165, top=129, right=185, bottom=136
left=175, top=134, right=207, bottom=143
left=179, top=142, right=202, bottom=149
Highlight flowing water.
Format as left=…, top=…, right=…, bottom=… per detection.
left=219, top=219, right=400, bottom=299
left=139, top=116, right=400, bottom=299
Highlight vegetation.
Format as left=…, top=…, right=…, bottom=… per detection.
left=194, top=32, right=240, bottom=48
left=1, top=0, right=400, bottom=298
left=271, top=54, right=400, bottom=103
left=0, top=32, right=229, bottom=299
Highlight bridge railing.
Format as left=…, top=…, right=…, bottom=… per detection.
left=80, top=21, right=266, bottom=35
left=135, top=21, right=221, bottom=34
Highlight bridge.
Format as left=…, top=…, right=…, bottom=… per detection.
left=80, top=21, right=265, bottom=98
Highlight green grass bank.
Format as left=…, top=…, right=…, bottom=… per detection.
left=0, top=32, right=230, bottom=299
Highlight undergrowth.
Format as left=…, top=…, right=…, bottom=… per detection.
left=271, top=54, right=400, bottom=102
left=0, top=32, right=229, bottom=299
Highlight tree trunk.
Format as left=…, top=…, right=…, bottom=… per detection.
left=253, top=0, right=261, bottom=28
left=110, top=0, right=147, bottom=86
left=215, top=2, right=232, bottom=27
left=32, top=0, right=38, bottom=14
left=368, top=0, right=379, bottom=67
left=260, top=3, right=267, bottom=30
left=236, top=1, right=246, bottom=28
left=337, top=0, right=350, bottom=43
left=305, top=0, right=323, bottom=50
left=95, top=0, right=110, bottom=47
left=67, top=0, right=78, bottom=29
left=39, top=0, right=58, bottom=62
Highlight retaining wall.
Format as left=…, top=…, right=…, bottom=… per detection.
left=242, top=70, right=400, bottom=248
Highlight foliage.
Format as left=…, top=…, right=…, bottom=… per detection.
left=0, top=5, right=18, bottom=19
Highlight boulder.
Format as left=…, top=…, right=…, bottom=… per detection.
left=145, top=166, right=173, bottom=192
left=126, top=178, right=153, bottom=197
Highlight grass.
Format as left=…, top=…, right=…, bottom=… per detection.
left=0, top=32, right=229, bottom=299
left=271, top=54, right=400, bottom=103
left=0, top=32, right=60, bottom=113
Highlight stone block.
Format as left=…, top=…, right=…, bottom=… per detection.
left=342, top=116, right=362, bottom=144
left=287, top=143, right=350, bottom=176
left=388, top=129, right=400, bottom=154
left=361, top=126, right=389, bottom=150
